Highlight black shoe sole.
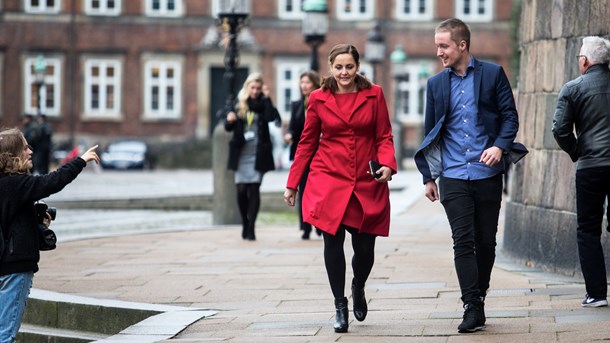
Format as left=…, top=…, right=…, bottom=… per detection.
left=458, top=325, right=485, bottom=333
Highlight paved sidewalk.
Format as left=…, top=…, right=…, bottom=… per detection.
left=32, top=168, right=610, bottom=342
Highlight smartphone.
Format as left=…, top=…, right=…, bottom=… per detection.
left=369, top=160, right=382, bottom=179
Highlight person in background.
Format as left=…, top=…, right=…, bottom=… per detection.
left=414, top=18, right=520, bottom=333
left=225, top=72, right=280, bottom=241
left=33, top=114, right=52, bottom=174
left=0, top=127, right=99, bottom=342
left=284, top=44, right=396, bottom=333
left=284, top=70, right=322, bottom=240
left=552, top=36, right=610, bottom=308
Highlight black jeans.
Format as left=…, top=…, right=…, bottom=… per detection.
left=297, top=166, right=312, bottom=234
left=439, top=174, right=503, bottom=304
left=576, top=166, right=610, bottom=299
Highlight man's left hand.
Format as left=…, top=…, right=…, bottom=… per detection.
left=480, top=146, right=503, bottom=166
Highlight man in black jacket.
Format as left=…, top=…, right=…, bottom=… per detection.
left=552, top=35, right=610, bottom=308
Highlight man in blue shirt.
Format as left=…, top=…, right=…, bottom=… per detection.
left=414, top=18, right=520, bottom=333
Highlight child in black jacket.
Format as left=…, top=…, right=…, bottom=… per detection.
left=0, top=127, right=99, bottom=342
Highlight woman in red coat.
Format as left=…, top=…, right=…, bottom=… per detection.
left=284, top=43, right=396, bottom=333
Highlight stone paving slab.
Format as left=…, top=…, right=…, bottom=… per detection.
left=30, top=187, right=610, bottom=342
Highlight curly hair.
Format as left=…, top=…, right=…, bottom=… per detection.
left=0, top=127, right=30, bottom=175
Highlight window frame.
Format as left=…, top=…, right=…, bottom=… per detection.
left=336, top=0, right=374, bottom=21
left=144, top=0, right=184, bottom=18
left=24, top=0, right=61, bottom=14
left=395, top=0, right=434, bottom=21
left=143, top=58, right=183, bottom=120
left=83, top=57, right=122, bottom=119
left=84, top=0, right=121, bottom=16
left=278, top=0, right=304, bottom=20
left=395, top=60, right=434, bottom=124
left=23, top=56, right=62, bottom=117
left=455, top=0, right=494, bottom=22
left=274, top=60, right=310, bottom=119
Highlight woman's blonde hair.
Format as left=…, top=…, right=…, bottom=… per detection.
left=236, top=72, right=265, bottom=117
left=0, top=127, right=30, bottom=174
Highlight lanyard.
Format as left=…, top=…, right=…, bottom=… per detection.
left=246, top=111, right=254, bottom=128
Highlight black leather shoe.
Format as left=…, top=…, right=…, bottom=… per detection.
left=334, top=297, right=348, bottom=333
left=457, top=301, right=485, bottom=333
left=351, top=280, right=368, bottom=321
left=301, top=230, right=310, bottom=240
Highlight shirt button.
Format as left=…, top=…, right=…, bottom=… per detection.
left=465, top=134, right=469, bottom=137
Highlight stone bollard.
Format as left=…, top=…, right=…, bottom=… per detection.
left=212, top=123, right=240, bottom=225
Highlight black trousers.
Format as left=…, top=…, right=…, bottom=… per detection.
left=576, top=166, right=610, bottom=299
left=297, top=166, right=312, bottom=233
left=439, top=174, right=503, bottom=304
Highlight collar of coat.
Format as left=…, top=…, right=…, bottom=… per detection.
left=313, top=85, right=379, bottom=120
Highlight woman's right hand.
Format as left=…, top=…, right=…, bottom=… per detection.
left=80, top=145, right=100, bottom=164
left=283, top=133, right=293, bottom=144
left=226, top=112, right=237, bottom=123
left=283, top=188, right=297, bottom=206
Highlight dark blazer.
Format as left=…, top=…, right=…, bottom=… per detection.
left=287, top=99, right=306, bottom=161
left=224, top=96, right=278, bottom=175
left=414, top=57, right=520, bottom=184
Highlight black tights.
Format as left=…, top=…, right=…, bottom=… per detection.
left=236, top=183, right=261, bottom=232
left=323, top=225, right=377, bottom=299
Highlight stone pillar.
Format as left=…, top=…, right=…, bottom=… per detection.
left=503, top=0, right=610, bottom=275
left=212, top=123, right=240, bottom=225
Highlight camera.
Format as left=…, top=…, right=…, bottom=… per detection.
left=34, top=201, right=57, bottom=223
left=34, top=201, right=57, bottom=251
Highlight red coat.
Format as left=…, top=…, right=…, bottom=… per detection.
left=286, top=85, right=397, bottom=236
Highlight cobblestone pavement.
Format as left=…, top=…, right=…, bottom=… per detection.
left=32, top=167, right=610, bottom=342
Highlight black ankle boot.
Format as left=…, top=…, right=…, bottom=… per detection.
left=246, top=225, right=256, bottom=241
left=334, top=297, right=348, bottom=333
left=351, top=279, right=367, bottom=321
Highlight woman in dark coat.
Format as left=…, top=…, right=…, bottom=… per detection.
left=225, top=72, right=280, bottom=241
left=0, top=127, right=99, bottom=342
left=284, top=70, right=321, bottom=239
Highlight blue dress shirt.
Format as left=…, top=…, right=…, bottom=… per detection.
left=441, top=57, right=503, bottom=180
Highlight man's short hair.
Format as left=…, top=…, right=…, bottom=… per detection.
left=436, top=18, right=471, bottom=51
left=581, top=36, right=610, bottom=65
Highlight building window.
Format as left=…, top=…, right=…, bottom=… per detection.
left=145, top=0, right=183, bottom=17
left=143, top=59, right=182, bottom=119
left=85, top=0, right=121, bottom=16
left=455, top=0, right=493, bottom=22
left=396, top=61, right=433, bottom=123
left=24, top=56, right=61, bottom=117
left=275, top=60, right=309, bottom=118
left=278, top=0, right=303, bottom=19
left=211, top=0, right=251, bottom=17
left=336, top=0, right=374, bottom=21
left=24, top=0, right=61, bottom=13
left=395, top=0, right=433, bottom=21
left=84, top=58, right=122, bottom=118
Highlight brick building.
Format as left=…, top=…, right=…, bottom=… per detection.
left=0, top=0, right=515, bottom=159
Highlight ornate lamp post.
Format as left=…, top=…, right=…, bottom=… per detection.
left=213, top=0, right=249, bottom=225
left=302, top=0, right=328, bottom=71
left=364, top=21, right=385, bottom=83
left=34, top=54, right=47, bottom=115
left=390, top=44, right=408, bottom=166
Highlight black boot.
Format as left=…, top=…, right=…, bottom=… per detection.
left=351, top=279, right=368, bottom=321
left=334, top=297, right=348, bottom=333
left=246, top=224, right=256, bottom=241
left=457, top=301, right=485, bottom=333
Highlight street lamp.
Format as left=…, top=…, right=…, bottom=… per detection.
left=302, top=0, right=328, bottom=72
left=364, top=21, right=386, bottom=83
left=34, top=54, right=47, bottom=116
left=213, top=0, right=250, bottom=225
left=217, top=0, right=249, bottom=114
left=390, top=44, right=408, bottom=166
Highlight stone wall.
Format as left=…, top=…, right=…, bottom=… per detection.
left=502, top=0, right=610, bottom=276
